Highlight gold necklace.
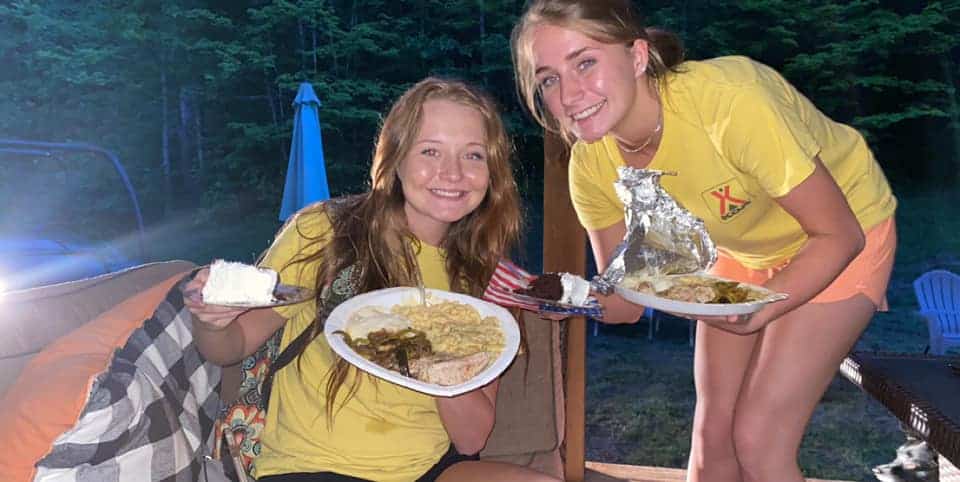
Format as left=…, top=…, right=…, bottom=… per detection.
left=616, top=109, right=663, bottom=154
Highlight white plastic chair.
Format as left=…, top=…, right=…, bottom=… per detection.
left=913, top=270, right=960, bottom=355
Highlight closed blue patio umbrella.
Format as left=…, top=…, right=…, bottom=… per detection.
left=279, top=82, right=330, bottom=221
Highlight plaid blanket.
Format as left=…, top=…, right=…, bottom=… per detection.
left=33, top=275, right=222, bottom=482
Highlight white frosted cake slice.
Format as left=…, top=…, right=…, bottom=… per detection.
left=559, top=273, right=591, bottom=306
left=201, top=259, right=279, bottom=305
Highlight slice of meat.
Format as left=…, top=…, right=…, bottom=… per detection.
left=409, top=352, right=492, bottom=386
left=661, top=284, right=716, bottom=303
left=662, top=285, right=696, bottom=302
left=692, top=285, right=717, bottom=303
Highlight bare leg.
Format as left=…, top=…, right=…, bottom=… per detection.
left=436, top=460, right=561, bottom=482
left=686, top=322, right=760, bottom=482
left=732, top=295, right=876, bottom=482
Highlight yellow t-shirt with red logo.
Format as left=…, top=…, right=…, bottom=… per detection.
left=253, top=207, right=451, bottom=481
left=569, top=56, right=896, bottom=269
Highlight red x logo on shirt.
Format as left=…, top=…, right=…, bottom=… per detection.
left=702, top=179, right=752, bottom=222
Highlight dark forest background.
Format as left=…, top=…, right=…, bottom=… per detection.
left=1, top=1, right=958, bottom=236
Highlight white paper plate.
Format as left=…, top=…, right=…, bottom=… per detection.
left=616, top=274, right=788, bottom=316
left=325, top=287, right=520, bottom=397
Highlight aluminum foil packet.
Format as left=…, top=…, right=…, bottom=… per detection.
left=593, top=167, right=717, bottom=294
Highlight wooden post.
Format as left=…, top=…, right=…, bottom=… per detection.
left=542, top=132, right=587, bottom=482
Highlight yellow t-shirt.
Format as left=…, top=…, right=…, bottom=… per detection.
left=569, top=56, right=896, bottom=269
left=253, top=207, right=451, bottom=481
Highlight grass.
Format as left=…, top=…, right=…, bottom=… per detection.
left=586, top=331, right=696, bottom=468
left=586, top=320, right=912, bottom=481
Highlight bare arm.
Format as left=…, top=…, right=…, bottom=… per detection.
left=753, top=158, right=864, bottom=317
left=705, top=157, right=865, bottom=334
left=587, top=220, right=625, bottom=272
left=435, top=379, right=499, bottom=455
left=184, top=268, right=287, bottom=366
left=587, top=221, right=647, bottom=324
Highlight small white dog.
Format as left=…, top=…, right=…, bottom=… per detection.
left=872, top=438, right=938, bottom=482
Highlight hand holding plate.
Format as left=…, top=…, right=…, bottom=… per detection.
left=693, top=303, right=780, bottom=335
left=182, top=267, right=248, bottom=330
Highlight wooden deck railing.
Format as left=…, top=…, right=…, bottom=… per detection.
left=583, top=462, right=853, bottom=482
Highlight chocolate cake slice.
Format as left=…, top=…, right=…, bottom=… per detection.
left=518, top=273, right=563, bottom=301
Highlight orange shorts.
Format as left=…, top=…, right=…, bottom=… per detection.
left=709, top=217, right=897, bottom=310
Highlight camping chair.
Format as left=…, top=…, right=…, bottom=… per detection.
left=913, top=269, right=960, bottom=355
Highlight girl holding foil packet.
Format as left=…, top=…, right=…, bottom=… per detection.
left=511, top=1, right=897, bottom=481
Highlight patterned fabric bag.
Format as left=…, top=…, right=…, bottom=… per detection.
left=213, top=265, right=358, bottom=481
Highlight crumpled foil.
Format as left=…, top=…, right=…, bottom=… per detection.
left=592, top=167, right=717, bottom=294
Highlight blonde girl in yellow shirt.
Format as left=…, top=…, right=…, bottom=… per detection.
left=183, top=78, right=559, bottom=482
left=512, top=1, right=896, bottom=481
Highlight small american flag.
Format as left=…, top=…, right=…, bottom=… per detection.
left=483, top=259, right=540, bottom=311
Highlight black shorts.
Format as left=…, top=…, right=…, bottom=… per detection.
left=256, top=445, right=479, bottom=482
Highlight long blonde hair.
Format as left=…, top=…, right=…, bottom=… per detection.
left=511, top=0, right=685, bottom=145
left=285, top=77, right=521, bottom=422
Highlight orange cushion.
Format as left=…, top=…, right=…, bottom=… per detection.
left=0, top=270, right=190, bottom=482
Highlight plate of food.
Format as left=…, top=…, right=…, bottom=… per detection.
left=616, top=272, right=788, bottom=316
left=197, top=259, right=315, bottom=308
left=325, top=287, right=521, bottom=397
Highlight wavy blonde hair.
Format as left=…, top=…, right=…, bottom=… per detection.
left=285, top=77, right=522, bottom=422
left=511, top=0, right=685, bottom=145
